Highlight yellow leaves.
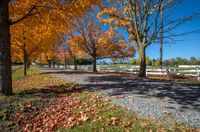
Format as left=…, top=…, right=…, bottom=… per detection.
left=97, top=7, right=113, bottom=24
left=129, top=34, right=136, bottom=40
left=98, top=6, right=131, bottom=29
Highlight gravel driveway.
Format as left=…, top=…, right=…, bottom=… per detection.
left=41, top=68, right=200, bottom=128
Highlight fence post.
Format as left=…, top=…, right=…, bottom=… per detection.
left=146, top=68, right=148, bottom=76
left=166, top=67, right=170, bottom=80
left=197, top=67, right=200, bottom=81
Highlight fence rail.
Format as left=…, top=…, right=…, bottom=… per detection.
left=44, top=64, right=200, bottom=81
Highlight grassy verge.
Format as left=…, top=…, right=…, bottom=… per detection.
left=12, top=66, right=42, bottom=80
left=0, top=67, right=198, bottom=131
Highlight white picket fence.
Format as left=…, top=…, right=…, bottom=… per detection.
left=81, top=65, right=200, bottom=81
left=44, top=64, right=200, bottom=81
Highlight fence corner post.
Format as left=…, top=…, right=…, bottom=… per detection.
left=197, top=72, right=200, bottom=81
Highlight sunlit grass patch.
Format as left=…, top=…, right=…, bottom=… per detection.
left=12, top=66, right=42, bottom=80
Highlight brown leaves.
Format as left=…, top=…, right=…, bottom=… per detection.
left=128, top=96, right=134, bottom=102
left=162, top=110, right=171, bottom=115
left=106, top=117, right=132, bottom=127
left=15, top=96, right=80, bottom=131
left=113, top=95, right=125, bottom=99
left=12, top=90, right=103, bottom=131
left=106, top=117, right=119, bottom=126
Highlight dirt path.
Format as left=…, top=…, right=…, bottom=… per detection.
left=41, top=68, right=200, bottom=128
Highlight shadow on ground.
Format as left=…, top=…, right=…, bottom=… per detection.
left=0, top=83, right=85, bottom=131
left=87, top=75, right=200, bottom=111
left=42, top=69, right=200, bottom=112
left=40, top=68, right=106, bottom=75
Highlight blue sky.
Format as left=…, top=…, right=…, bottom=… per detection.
left=145, top=0, right=200, bottom=60
left=101, top=0, right=200, bottom=61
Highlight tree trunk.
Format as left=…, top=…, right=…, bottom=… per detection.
left=138, top=47, right=146, bottom=77
left=26, top=61, right=30, bottom=69
left=92, top=57, right=97, bottom=72
left=48, top=60, right=51, bottom=68
left=52, top=58, right=55, bottom=68
left=74, top=56, right=77, bottom=70
left=0, top=1, right=12, bottom=95
left=23, top=50, right=27, bottom=76
left=64, top=54, right=67, bottom=69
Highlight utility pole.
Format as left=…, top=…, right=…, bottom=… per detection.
left=159, top=6, right=164, bottom=68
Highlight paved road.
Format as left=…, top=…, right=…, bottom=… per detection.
left=12, top=65, right=22, bottom=71
left=41, top=68, right=200, bottom=128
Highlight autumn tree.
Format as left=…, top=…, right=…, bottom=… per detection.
left=0, top=0, right=39, bottom=95
left=98, top=0, right=188, bottom=77
left=0, top=0, right=101, bottom=95
left=72, top=10, right=134, bottom=72
left=65, top=33, right=90, bottom=70
left=98, top=0, right=200, bottom=77
left=11, top=18, right=43, bottom=75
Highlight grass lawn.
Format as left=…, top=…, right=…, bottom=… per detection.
left=0, top=67, right=198, bottom=131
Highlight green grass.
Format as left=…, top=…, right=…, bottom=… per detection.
left=60, top=91, right=191, bottom=132
left=0, top=67, right=198, bottom=131
left=12, top=66, right=42, bottom=80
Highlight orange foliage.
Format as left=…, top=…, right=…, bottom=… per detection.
left=10, top=0, right=102, bottom=64
left=71, top=11, right=134, bottom=61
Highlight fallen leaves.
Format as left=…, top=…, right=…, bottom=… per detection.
left=106, top=117, right=119, bottom=126
left=162, top=110, right=171, bottom=115
left=106, top=117, right=133, bottom=127
left=13, top=74, right=68, bottom=93
left=15, top=96, right=81, bottom=131
left=140, top=122, right=149, bottom=128
left=128, top=96, right=134, bottom=102
left=4, top=68, right=198, bottom=132
left=113, top=95, right=125, bottom=99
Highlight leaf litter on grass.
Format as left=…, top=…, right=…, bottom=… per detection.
left=2, top=67, right=200, bottom=132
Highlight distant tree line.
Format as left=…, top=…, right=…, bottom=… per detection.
left=76, top=59, right=93, bottom=65
left=130, top=57, right=200, bottom=66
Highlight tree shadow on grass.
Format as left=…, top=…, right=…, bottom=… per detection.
left=0, top=84, right=86, bottom=131
left=17, top=84, right=86, bottom=95
left=40, top=68, right=107, bottom=75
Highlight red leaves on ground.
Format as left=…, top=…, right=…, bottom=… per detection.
left=15, top=96, right=81, bottom=131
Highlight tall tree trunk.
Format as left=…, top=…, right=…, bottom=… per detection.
left=159, top=10, right=163, bottom=67
left=64, top=52, right=67, bottom=69
left=92, top=56, right=97, bottom=72
left=73, top=56, right=77, bottom=70
left=138, top=47, right=146, bottom=77
left=26, top=60, right=30, bottom=69
left=23, top=50, right=27, bottom=76
left=52, top=58, right=55, bottom=68
left=0, top=1, right=12, bottom=95
left=48, top=60, right=51, bottom=68
left=26, top=54, right=30, bottom=69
